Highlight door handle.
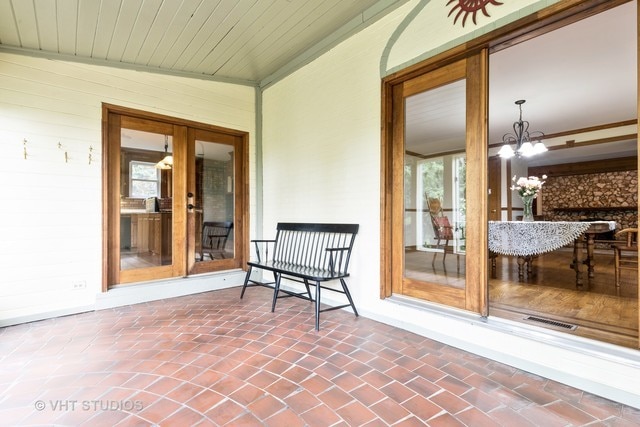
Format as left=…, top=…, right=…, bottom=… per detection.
left=187, top=192, right=195, bottom=212
left=187, top=203, right=203, bottom=213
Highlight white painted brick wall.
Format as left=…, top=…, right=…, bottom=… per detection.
left=0, top=52, right=255, bottom=320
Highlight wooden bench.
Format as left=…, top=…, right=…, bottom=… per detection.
left=240, top=222, right=359, bottom=330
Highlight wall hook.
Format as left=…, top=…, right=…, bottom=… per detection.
left=89, top=146, right=93, bottom=165
left=23, top=138, right=28, bottom=159
left=58, top=142, right=68, bottom=163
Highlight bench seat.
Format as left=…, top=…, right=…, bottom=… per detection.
left=246, top=260, right=350, bottom=281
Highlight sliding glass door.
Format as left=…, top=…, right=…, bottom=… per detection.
left=385, top=55, right=488, bottom=313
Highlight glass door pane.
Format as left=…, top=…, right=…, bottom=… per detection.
left=403, top=79, right=467, bottom=291
left=188, top=128, right=243, bottom=275
left=120, top=130, right=173, bottom=271
left=194, top=140, right=235, bottom=263
left=487, top=1, right=638, bottom=348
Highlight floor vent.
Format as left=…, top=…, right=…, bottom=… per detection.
left=524, top=316, right=578, bottom=330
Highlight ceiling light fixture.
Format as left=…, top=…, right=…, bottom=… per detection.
left=498, top=99, right=547, bottom=159
left=155, top=135, right=173, bottom=169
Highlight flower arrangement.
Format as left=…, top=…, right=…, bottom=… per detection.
left=511, top=175, right=547, bottom=198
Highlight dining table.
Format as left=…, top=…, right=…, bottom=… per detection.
left=488, top=220, right=616, bottom=286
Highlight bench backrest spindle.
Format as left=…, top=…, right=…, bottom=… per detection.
left=271, top=223, right=359, bottom=277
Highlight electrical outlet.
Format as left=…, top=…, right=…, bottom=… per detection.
left=72, top=281, right=86, bottom=290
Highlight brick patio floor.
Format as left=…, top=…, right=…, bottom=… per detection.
left=0, top=286, right=638, bottom=426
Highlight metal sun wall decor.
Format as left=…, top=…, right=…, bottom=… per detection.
left=447, top=0, right=503, bottom=27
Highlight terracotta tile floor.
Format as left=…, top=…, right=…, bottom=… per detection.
left=1, top=286, right=639, bottom=426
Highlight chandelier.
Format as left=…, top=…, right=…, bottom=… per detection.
left=497, top=99, right=547, bottom=159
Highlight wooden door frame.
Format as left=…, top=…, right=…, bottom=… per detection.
left=488, top=157, right=502, bottom=221
left=102, top=103, right=249, bottom=291
left=381, top=54, right=487, bottom=313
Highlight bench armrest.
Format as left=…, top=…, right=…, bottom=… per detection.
left=251, top=239, right=276, bottom=263
left=325, top=247, right=352, bottom=276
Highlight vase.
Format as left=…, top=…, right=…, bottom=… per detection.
left=522, top=196, right=535, bottom=222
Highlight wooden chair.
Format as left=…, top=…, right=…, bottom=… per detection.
left=200, top=221, right=233, bottom=261
left=612, top=228, right=638, bottom=287
left=427, top=197, right=455, bottom=267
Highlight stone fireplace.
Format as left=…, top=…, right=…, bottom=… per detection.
left=541, top=170, right=638, bottom=231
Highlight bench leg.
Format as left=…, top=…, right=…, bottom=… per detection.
left=271, top=272, right=282, bottom=313
left=315, top=280, right=321, bottom=331
left=340, top=278, right=359, bottom=317
left=240, top=266, right=253, bottom=299
left=303, top=279, right=313, bottom=301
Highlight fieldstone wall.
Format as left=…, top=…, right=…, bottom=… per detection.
left=541, top=171, right=638, bottom=231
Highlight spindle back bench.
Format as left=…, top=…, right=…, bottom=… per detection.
left=240, top=222, right=359, bottom=330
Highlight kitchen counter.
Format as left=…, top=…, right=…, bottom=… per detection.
left=120, top=209, right=148, bottom=214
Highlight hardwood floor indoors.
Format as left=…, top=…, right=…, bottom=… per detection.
left=405, top=247, right=639, bottom=349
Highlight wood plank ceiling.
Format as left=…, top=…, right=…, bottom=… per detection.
left=0, top=0, right=404, bottom=86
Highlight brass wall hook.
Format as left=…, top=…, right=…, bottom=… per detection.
left=58, top=142, right=68, bottom=163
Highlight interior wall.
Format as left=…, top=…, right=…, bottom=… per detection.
left=0, top=51, right=256, bottom=321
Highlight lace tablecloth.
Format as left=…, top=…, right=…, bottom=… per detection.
left=488, top=221, right=615, bottom=257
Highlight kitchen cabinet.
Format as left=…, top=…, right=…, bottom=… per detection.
left=136, top=213, right=172, bottom=264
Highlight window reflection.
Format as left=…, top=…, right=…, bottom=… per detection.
left=404, top=80, right=466, bottom=287
left=195, top=140, right=235, bottom=263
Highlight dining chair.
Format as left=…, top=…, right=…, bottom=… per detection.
left=612, top=228, right=638, bottom=287
left=200, top=221, right=233, bottom=261
left=427, top=197, right=458, bottom=270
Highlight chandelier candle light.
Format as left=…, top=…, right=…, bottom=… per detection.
left=511, top=175, right=546, bottom=222
left=498, top=99, right=547, bottom=158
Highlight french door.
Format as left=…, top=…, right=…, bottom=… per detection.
left=187, top=128, right=246, bottom=275
left=382, top=54, right=488, bottom=313
left=103, top=104, right=247, bottom=289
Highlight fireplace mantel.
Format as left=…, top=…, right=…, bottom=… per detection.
left=553, top=206, right=637, bottom=212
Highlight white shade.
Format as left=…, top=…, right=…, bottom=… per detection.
left=533, top=142, right=548, bottom=154
left=498, top=144, right=515, bottom=158
left=518, top=141, right=535, bottom=157
left=155, top=154, right=173, bottom=169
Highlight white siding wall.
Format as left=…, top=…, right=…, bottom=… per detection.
left=262, top=0, right=639, bottom=410
left=0, top=52, right=255, bottom=321
left=261, top=3, right=407, bottom=307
